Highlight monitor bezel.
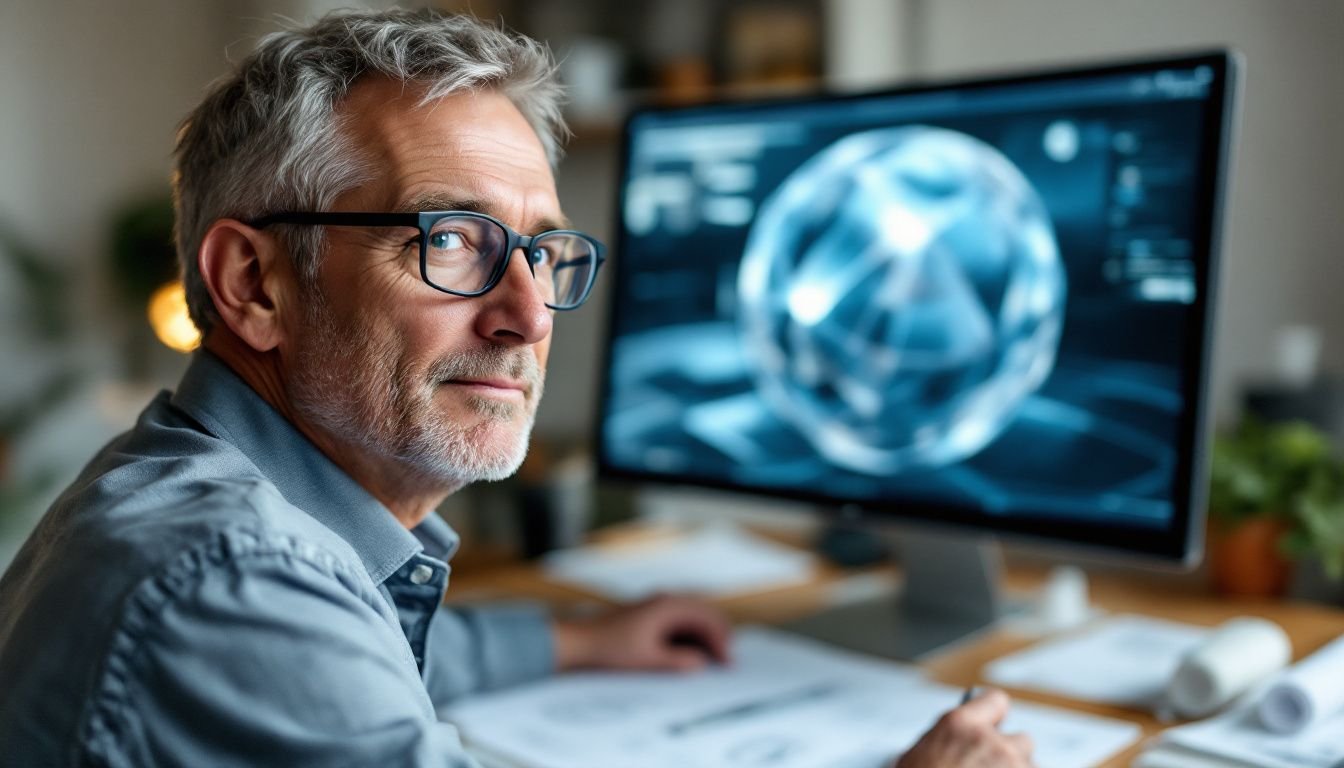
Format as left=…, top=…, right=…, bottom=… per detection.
left=594, top=50, right=1240, bottom=565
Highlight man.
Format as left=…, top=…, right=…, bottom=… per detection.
left=0, top=10, right=1032, bottom=767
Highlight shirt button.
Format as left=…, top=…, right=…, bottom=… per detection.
left=410, top=564, right=434, bottom=585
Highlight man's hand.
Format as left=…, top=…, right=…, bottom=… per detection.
left=896, top=688, right=1034, bottom=768
left=552, top=595, right=732, bottom=672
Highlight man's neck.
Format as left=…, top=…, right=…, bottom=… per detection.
left=202, top=332, right=452, bottom=529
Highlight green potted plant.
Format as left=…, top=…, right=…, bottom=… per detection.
left=1207, top=418, right=1344, bottom=598
left=108, top=194, right=187, bottom=376
left=1282, top=461, right=1344, bottom=603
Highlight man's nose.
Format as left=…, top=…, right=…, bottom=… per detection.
left=471, top=247, right=553, bottom=345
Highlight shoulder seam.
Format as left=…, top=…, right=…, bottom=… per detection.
left=73, top=520, right=386, bottom=766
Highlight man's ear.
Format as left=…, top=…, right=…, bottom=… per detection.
left=197, top=220, right=293, bottom=353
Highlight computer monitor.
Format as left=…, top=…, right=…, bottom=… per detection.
left=596, top=51, right=1238, bottom=656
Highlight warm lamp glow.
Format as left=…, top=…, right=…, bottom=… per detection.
left=147, top=281, right=201, bottom=353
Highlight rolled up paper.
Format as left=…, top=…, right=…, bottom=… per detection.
left=1258, top=633, right=1344, bottom=734
left=1166, top=617, right=1291, bottom=718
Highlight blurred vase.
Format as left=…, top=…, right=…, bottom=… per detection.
left=657, top=57, right=713, bottom=103
left=1208, top=516, right=1293, bottom=598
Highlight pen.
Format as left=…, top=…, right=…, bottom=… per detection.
left=961, top=686, right=978, bottom=706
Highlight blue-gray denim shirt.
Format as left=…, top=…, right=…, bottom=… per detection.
left=0, top=351, right=554, bottom=766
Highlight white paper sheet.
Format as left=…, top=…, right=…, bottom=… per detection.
left=445, top=627, right=1140, bottom=768
left=542, top=525, right=814, bottom=601
left=1132, top=742, right=1262, bottom=768
left=1257, top=632, right=1344, bottom=734
left=985, top=615, right=1210, bottom=707
left=1161, top=700, right=1344, bottom=768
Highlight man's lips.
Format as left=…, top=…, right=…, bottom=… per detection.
left=441, top=378, right=529, bottom=398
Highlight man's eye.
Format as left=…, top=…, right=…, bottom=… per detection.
left=429, top=231, right=467, bottom=250
left=531, top=246, right=552, bottom=268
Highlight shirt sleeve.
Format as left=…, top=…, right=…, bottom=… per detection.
left=422, top=603, right=557, bottom=708
left=80, top=541, right=482, bottom=768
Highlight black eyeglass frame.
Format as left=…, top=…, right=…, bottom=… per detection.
left=247, top=210, right=607, bottom=310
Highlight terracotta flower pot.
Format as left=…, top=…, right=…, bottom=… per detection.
left=1208, top=516, right=1293, bottom=598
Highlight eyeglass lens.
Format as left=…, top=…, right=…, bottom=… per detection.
left=423, top=215, right=596, bottom=308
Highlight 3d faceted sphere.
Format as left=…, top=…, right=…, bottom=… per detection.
left=738, top=125, right=1066, bottom=474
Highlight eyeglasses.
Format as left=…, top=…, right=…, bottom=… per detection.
left=247, top=210, right=606, bottom=310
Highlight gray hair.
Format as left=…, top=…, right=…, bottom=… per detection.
left=173, top=8, right=567, bottom=335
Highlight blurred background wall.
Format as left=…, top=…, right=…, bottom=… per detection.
left=1, top=0, right=1340, bottom=563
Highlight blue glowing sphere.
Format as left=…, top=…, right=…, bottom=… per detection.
left=738, top=126, right=1066, bottom=474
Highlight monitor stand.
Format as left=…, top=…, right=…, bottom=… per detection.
left=784, top=529, right=1022, bottom=661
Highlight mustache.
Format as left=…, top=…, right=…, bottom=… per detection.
left=427, top=347, right=543, bottom=398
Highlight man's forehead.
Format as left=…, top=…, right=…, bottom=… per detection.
left=394, top=191, right=571, bottom=233
left=340, top=78, right=548, bottom=167
left=336, top=79, right=565, bottom=230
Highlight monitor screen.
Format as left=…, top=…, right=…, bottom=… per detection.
left=597, top=52, right=1237, bottom=561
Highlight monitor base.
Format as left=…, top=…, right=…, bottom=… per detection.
left=784, top=531, right=1025, bottom=661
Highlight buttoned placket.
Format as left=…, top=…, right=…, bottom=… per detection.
left=383, top=554, right=451, bottom=673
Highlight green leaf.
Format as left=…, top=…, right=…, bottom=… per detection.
left=1210, top=418, right=1344, bottom=582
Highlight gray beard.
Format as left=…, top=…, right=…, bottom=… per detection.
left=286, top=298, right=543, bottom=491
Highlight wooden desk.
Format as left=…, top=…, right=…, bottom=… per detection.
left=445, top=536, right=1344, bottom=768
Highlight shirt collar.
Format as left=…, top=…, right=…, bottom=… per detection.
left=169, top=350, right=445, bottom=585
left=411, top=510, right=461, bottom=563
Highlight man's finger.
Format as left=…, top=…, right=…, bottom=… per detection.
left=1004, top=731, right=1034, bottom=759
left=655, top=598, right=733, bottom=664
left=662, top=647, right=710, bottom=672
left=665, top=624, right=728, bottom=665
left=684, top=608, right=733, bottom=664
left=957, top=687, right=1011, bottom=727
